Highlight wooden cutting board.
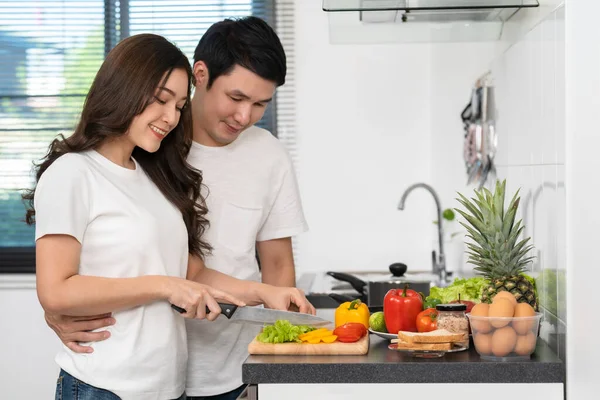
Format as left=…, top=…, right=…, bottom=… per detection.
left=247, top=334, right=369, bottom=355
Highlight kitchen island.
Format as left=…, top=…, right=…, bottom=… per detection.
left=242, top=334, right=565, bottom=399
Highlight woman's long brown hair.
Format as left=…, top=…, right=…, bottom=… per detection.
left=23, top=34, right=211, bottom=258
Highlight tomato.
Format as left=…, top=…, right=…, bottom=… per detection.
left=416, top=308, right=438, bottom=333
left=333, top=322, right=367, bottom=343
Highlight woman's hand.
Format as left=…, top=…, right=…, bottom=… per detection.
left=166, top=277, right=246, bottom=320
left=258, top=285, right=316, bottom=315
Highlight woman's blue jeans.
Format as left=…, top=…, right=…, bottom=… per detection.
left=55, top=369, right=186, bottom=400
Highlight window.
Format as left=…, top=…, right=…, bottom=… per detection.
left=0, top=0, right=277, bottom=273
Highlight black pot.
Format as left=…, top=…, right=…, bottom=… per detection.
left=326, top=270, right=431, bottom=312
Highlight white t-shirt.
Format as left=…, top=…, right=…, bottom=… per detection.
left=185, top=126, right=308, bottom=396
left=34, top=150, right=189, bottom=400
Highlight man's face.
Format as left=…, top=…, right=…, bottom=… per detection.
left=192, top=63, right=276, bottom=146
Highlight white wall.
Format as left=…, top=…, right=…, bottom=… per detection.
left=294, top=0, right=497, bottom=275
left=294, top=0, right=432, bottom=274
left=565, top=0, right=600, bottom=398
left=427, top=0, right=565, bottom=277
left=429, top=42, right=499, bottom=275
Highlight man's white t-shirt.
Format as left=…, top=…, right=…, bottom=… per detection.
left=185, top=126, right=308, bottom=396
left=34, top=150, right=189, bottom=400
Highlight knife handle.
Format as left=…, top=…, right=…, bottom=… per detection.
left=170, top=302, right=238, bottom=319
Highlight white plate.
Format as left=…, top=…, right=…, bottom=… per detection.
left=368, top=328, right=397, bottom=340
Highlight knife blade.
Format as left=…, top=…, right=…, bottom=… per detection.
left=171, top=303, right=331, bottom=327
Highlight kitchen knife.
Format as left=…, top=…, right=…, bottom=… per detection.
left=171, top=303, right=331, bottom=327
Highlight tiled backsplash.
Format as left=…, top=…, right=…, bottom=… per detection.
left=491, top=5, right=566, bottom=360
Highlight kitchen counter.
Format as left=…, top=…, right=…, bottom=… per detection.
left=242, top=335, right=565, bottom=385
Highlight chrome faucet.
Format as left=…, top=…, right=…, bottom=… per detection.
left=398, top=183, right=449, bottom=286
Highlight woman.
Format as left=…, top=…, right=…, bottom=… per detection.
left=23, top=34, right=244, bottom=400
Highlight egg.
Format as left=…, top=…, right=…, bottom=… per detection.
left=473, top=332, right=493, bottom=355
left=492, top=326, right=517, bottom=357
left=492, top=291, right=518, bottom=307
left=488, top=298, right=515, bottom=328
left=470, top=303, right=492, bottom=333
left=512, top=303, right=536, bottom=334
left=514, top=331, right=537, bottom=356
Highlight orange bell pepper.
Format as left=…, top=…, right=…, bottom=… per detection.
left=334, top=299, right=370, bottom=329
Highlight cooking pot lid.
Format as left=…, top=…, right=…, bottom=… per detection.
left=357, top=272, right=434, bottom=283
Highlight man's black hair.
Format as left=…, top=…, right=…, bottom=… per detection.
left=193, top=16, right=286, bottom=88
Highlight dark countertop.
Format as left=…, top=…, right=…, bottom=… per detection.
left=242, top=335, right=565, bottom=384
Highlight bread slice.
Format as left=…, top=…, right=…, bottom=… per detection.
left=397, top=329, right=466, bottom=344
left=393, top=339, right=452, bottom=351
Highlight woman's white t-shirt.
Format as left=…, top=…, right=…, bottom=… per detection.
left=34, top=150, right=189, bottom=400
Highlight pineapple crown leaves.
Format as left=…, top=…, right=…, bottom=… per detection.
left=454, top=179, right=535, bottom=277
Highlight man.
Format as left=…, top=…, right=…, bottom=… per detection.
left=45, top=16, right=310, bottom=400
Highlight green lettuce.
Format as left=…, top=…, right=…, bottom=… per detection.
left=428, top=277, right=488, bottom=303
left=257, top=320, right=316, bottom=344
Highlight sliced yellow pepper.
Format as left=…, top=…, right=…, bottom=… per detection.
left=298, top=328, right=331, bottom=341
left=299, top=331, right=334, bottom=341
left=334, top=299, right=370, bottom=329
left=321, top=335, right=338, bottom=343
left=301, top=334, right=338, bottom=344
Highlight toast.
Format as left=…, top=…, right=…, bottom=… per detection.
left=397, top=329, right=466, bottom=344
left=392, top=339, right=452, bottom=351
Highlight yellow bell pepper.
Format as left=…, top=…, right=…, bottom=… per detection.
left=334, top=299, right=370, bottom=329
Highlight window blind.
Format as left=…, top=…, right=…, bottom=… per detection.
left=0, top=0, right=106, bottom=272
left=273, top=0, right=301, bottom=265
left=0, top=0, right=278, bottom=273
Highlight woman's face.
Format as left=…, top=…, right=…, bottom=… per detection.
left=127, top=68, right=189, bottom=153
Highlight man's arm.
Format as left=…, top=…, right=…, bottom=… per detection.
left=186, top=256, right=263, bottom=306
left=256, top=237, right=295, bottom=287
left=45, top=313, right=115, bottom=353
left=187, top=254, right=313, bottom=314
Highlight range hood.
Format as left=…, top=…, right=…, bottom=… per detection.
left=323, top=0, right=539, bottom=22
left=323, top=1, right=540, bottom=43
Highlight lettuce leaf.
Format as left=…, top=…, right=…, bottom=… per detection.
left=428, top=277, right=489, bottom=303
left=256, top=320, right=316, bottom=344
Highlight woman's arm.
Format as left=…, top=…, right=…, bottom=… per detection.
left=36, top=234, right=244, bottom=318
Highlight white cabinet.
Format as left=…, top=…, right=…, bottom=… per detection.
left=257, top=383, right=564, bottom=399
left=0, top=276, right=61, bottom=398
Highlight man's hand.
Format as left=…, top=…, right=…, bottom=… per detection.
left=45, top=312, right=115, bottom=353
left=259, top=285, right=316, bottom=315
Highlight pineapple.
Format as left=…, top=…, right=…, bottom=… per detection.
left=455, top=180, right=538, bottom=311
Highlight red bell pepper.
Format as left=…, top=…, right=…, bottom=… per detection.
left=383, top=284, right=423, bottom=333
